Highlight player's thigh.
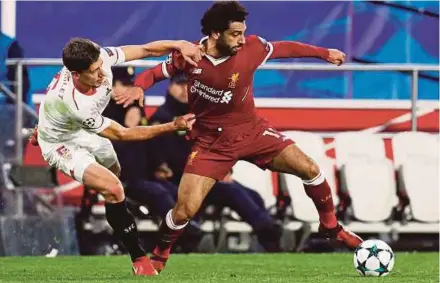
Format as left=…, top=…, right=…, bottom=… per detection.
left=267, top=143, right=320, bottom=180
left=184, top=145, right=236, bottom=181
left=243, top=126, right=293, bottom=169
left=175, top=173, right=216, bottom=214
left=82, top=162, right=124, bottom=202
left=107, top=160, right=121, bottom=177
left=40, top=141, right=95, bottom=183
left=41, top=141, right=123, bottom=201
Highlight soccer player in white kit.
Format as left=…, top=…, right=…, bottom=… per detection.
left=34, top=37, right=201, bottom=276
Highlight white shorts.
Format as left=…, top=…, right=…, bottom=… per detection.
left=38, top=130, right=118, bottom=183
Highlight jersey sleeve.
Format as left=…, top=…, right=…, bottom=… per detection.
left=101, top=47, right=126, bottom=66
left=160, top=50, right=187, bottom=79
left=74, top=105, right=112, bottom=134
left=247, top=35, right=274, bottom=67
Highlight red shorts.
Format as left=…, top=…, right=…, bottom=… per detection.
left=184, top=117, right=294, bottom=180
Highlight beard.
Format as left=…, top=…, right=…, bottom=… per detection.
left=217, top=36, right=242, bottom=56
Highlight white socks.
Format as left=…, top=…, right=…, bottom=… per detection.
left=165, top=210, right=189, bottom=230
left=302, top=171, right=325, bottom=186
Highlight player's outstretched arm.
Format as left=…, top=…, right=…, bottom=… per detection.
left=98, top=113, right=195, bottom=141
left=121, top=40, right=202, bottom=66
left=269, top=41, right=346, bottom=65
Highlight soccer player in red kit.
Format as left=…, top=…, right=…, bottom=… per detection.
left=116, top=1, right=363, bottom=272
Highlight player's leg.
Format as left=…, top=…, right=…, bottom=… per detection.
left=80, top=162, right=157, bottom=275
left=267, top=144, right=362, bottom=249
left=80, top=160, right=120, bottom=216
left=151, top=173, right=216, bottom=272
left=151, top=148, right=234, bottom=272
left=107, top=160, right=121, bottom=177
left=242, top=122, right=362, bottom=249
left=268, top=144, right=337, bottom=225
left=40, top=136, right=156, bottom=276
left=172, top=173, right=217, bottom=224
left=79, top=134, right=121, bottom=213
left=85, top=137, right=157, bottom=275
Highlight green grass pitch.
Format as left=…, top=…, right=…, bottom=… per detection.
left=0, top=253, right=438, bottom=283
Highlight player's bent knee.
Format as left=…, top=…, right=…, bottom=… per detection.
left=290, top=156, right=321, bottom=181
left=307, top=162, right=321, bottom=180
left=103, top=182, right=125, bottom=203
left=109, top=161, right=121, bottom=178
left=82, top=163, right=125, bottom=203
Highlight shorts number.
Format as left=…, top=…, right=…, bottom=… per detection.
left=56, top=145, right=71, bottom=160
left=262, top=128, right=281, bottom=139
left=263, top=128, right=290, bottom=142
left=46, top=73, right=61, bottom=92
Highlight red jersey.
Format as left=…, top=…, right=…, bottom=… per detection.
left=134, top=36, right=330, bottom=179
left=162, top=35, right=274, bottom=131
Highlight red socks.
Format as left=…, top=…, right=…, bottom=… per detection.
left=153, top=210, right=188, bottom=259
left=303, top=172, right=338, bottom=228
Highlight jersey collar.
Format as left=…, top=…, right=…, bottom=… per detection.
left=199, top=36, right=231, bottom=67
left=72, top=75, right=97, bottom=96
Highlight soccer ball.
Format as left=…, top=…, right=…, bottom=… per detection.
left=353, top=239, right=395, bottom=277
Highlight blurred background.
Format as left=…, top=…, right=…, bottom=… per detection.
left=0, top=1, right=438, bottom=257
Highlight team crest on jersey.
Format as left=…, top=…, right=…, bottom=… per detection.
left=187, top=151, right=198, bottom=165
left=102, top=79, right=110, bottom=87
left=229, top=72, right=239, bottom=88
left=55, top=145, right=72, bottom=161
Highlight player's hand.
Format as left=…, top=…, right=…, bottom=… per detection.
left=28, top=124, right=39, bottom=146
left=326, top=49, right=346, bottom=66
left=114, top=86, right=144, bottom=108
left=176, top=41, right=204, bottom=67
left=173, top=113, right=196, bottom=131
left=154, top=163, right=173, bottom=180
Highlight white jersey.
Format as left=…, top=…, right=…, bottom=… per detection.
left=38, top=47, right=125, bottom=143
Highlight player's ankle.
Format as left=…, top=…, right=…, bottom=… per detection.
left=319, top=212, right=338, bottom=229
left=132, top=255, right=148, bottom=262
left=153, top=246, right=170, bottom=259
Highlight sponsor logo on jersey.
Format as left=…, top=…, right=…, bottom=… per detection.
left=190, top=80, right=234, bottom=104
left=228, top=72, right=239, bottom=88
left=192, top=68, right=202, bottom=74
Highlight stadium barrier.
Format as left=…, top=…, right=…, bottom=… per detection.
left=6, top=58, right=440, bottom=165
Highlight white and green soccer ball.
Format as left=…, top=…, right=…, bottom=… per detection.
left=353, top=239, right=395, bottom=277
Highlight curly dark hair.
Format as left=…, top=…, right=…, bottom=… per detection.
left=62, top=37, right=100, bottom=72
left=201, top=1, right=249, bottom=36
